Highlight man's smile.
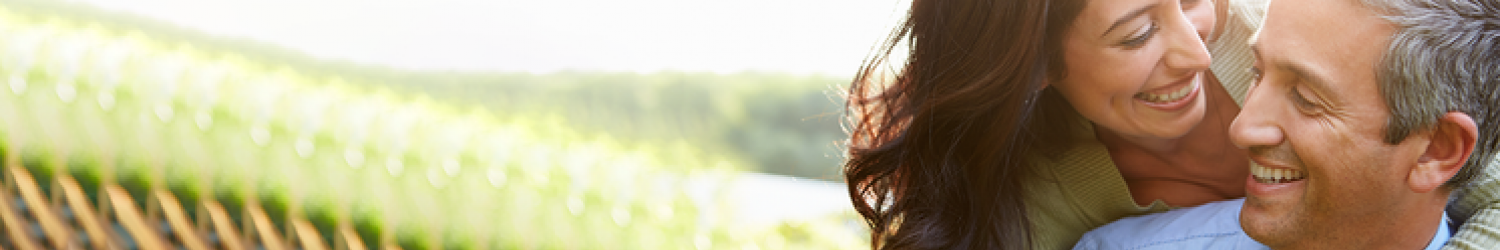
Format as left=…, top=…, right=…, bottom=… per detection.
left=1251, top=162, right=1305, bottom=184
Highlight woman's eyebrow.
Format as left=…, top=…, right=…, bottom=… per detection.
left=1101, top=4, right=1159, bottom=38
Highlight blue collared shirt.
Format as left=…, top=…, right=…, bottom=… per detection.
left=1073, top=198, right=1452, bottom=250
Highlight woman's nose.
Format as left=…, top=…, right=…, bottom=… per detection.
left=1162, top=11, right=1212, bottom=72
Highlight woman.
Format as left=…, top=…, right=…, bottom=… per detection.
left=842, top=0, right=1266, bottom=248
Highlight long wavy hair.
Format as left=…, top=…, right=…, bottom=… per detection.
left=843, top=0, right=1089, bottom=249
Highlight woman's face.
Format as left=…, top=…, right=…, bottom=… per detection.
left=1051, top=0, right=1217, bottom=141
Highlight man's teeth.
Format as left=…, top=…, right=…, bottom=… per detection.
left=1251, top=163, right=1306, bottom=184
left=1136, top=81, right=1197, bottom=103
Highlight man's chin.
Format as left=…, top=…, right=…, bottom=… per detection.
left=1240, top=197, right=1302, bottom=249
left=1240, top=168, right=1310, bottom=246
left=1239, top=206, right=1277, bottom=244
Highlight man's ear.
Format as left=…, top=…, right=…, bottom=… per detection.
left=1409, top=112, right=1479, bottom=193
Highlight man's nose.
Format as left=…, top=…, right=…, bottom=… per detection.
left=1230, top=82, right=1286, bottom=149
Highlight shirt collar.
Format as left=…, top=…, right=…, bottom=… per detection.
left=1424, top=212, right=1453, bottom=250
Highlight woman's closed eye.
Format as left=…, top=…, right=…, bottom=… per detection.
left=1119, top=22, right=1160, bottom=48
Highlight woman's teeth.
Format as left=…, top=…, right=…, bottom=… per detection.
left=1135, top=81, right=1197, bottom=103
left=1252, top=163, right=1306, bottom=184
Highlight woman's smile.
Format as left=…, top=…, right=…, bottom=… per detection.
left=1135, top=74, right=1202, bottom=111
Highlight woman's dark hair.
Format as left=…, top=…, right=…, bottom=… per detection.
left=843, top=0, right=1089, bottom=249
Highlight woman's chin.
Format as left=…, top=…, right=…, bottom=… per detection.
left=1129, top=103, right=1208, bottom=140
left=1143, top=92, right=1209, bottom=138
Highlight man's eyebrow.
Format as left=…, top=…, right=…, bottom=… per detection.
left=1251, top=43, right=1334, bottom=93
left=1101, top=4, right=1158, bottom=38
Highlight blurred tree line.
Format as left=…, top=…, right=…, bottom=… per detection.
left=370, top=71, right=852, bottom=181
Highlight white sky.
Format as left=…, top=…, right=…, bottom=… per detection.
left=66, top=0, right=911, bottom=76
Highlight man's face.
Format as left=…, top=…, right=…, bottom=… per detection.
left=1230, top=0, right=1427, bottom=248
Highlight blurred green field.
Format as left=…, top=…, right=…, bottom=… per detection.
left=0, top=0, right=863, bottom=249
left=8, top=0, right=854, bottom=181
left=377, top=71, right=851, bottom=181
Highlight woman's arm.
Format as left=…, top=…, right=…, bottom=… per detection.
left=1443, top=157, right=1500, bottom=249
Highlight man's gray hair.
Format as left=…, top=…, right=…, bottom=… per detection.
left=1366, top=0, right=1500, bottom=187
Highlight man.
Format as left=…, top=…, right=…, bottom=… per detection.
left=1073, top=0, right=1500, bottom=249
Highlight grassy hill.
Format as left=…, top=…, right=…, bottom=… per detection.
left=0, top=0, right=863, bottom=249
left=4, top=0, right=853, bottom=181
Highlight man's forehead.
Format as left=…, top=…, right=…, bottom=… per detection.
left=1259, top=0, right=1354, bottom=54
left=1254, top=0, right=1394, bottom=81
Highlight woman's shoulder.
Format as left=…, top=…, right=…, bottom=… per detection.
left=1446, top=157, right=1500, bottom=248
left=1209, top=0, right=1272, bottom=106
left=1227, top=0, right=1270, bottom=28
left=1023, top=138, right=1168, bottom=250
